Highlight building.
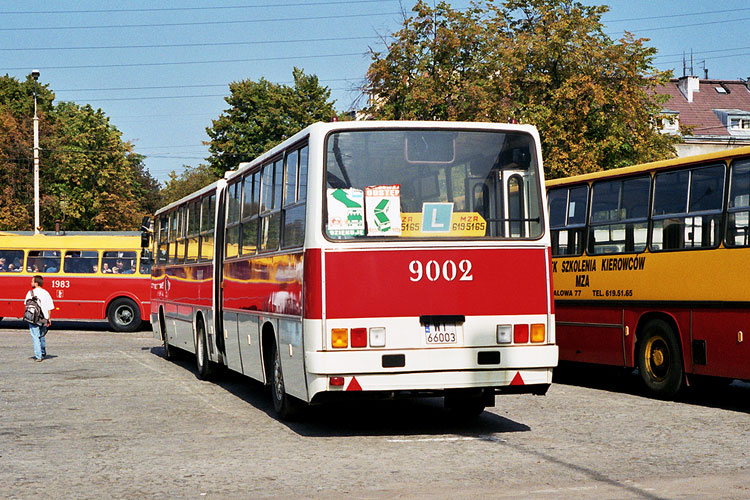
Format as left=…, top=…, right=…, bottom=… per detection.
left=655, top=76, right=750, bottom=157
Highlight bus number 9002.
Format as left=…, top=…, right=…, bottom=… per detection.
left=409, top=259, right=473, bottom=282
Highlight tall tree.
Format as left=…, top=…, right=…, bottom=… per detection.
left=365, top=0, right=680, bottom=178
left=0, top=74, right=160, bottom=231
left=206, top=68, right=337, bottom=176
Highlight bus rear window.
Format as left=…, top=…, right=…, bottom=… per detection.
left=324, top=129, right=543, bottom=240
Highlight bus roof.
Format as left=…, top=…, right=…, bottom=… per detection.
left=0, top=232, right=143, bottom=250
left=546, top=145, right=750, bottom=188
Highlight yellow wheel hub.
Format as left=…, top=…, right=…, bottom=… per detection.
left=644, top=336, right=670, bottom=382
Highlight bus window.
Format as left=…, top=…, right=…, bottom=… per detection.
left=727, top=158, right=750, bottom=247
left=200, top=194, right=215, bottom=261
left=241, top=172, right=260, bottom=255
left=588, top=176, right=650, bottom=254
left=64, top=250, right=98, bottom=274
left=0, top=249, right=24, bottom=272
left=28, top=250, right=60, bottom=273
left=652, top=165, right=724, bottom=251
left=102, top=251, right=137, bottom=274
left=324, top=130, right=543, bottom=240
left=260, top=160, right=282, bottom=252
left=226, top=182, right=241, bottom=259
left=548, top=185, right=587, bottom=256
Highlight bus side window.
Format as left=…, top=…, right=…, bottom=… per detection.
left=0, top=249, right=24, bottom=272
left=28, top=250, right=60, bottom=273
left=726, top=158, right=750, bottom=247
left=548, top=186, right=587, bottom=256
left=282, top=146, right=307, bottom=249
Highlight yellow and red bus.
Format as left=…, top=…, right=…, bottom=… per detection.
left=149, top=120, right=558, bottom=419
left=0, top=232, right=151, bottom=331
left=547, top=147, right=750, bottom=397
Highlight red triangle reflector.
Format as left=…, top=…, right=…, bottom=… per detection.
left=510, top=372, right=525, bottom=386
left=346, top=377, right=362, bottom=391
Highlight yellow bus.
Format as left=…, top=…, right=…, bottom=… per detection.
left=0, top=231, right=151, bottom=331
left=546, top=146, right=750, bottom=397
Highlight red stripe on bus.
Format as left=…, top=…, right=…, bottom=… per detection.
left=324, top=248, right=548, bottom=319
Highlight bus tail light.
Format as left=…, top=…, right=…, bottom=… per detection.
left=531, top=323, right=546, bottom=343
left=331, top=328, right=348, bottom=348
left=369, top=327, right=386, bottom=347
left=496, top=324, right=512, bottom=344
left=351, top=328, right=367, bottom=347
left=330, top=376, right=345, bottom=387
left=514, top=324, right=529, bottom=344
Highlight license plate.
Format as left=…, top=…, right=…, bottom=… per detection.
left=425, top=324, right=457, bottom=344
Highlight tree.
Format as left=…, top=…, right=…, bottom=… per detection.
left=0, top=74, right=160, bottom=231
left=365, top=0, right=680, bottom=178
left=160, top=164, right=218, bottom=206
left=206, top=68, right=337, bottom=176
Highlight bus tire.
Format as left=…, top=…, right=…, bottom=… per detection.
left=270, top=342, right=302, bottom=421
left=108, top=297, right=142, bottom=332
left=444, top=389, right=488, bottom=420
left=196, top=319, right=212, bottom=380
left=637, top=319, right=683, bottom=398
left=159, top=310, right=173, bottom=360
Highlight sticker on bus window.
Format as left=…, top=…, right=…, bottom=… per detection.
left=421, top=203, right=454, bottom=232
left=327, top=188, right=365, bottom=237
left=401, top=212, right=487, bottom=237
left=365, top=184, right=402, bottom=236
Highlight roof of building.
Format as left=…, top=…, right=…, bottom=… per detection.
left=654, top=78, right=750, bottom=136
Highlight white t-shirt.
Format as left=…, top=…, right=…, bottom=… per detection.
left=25, top=287, right=55, bottom=320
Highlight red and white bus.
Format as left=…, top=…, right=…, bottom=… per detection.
left=0, top=231, right=150, bottom=331
left=148, top=121, right=558, bottom=418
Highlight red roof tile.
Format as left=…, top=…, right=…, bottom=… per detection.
left=654, top=79, right=750, bottom=136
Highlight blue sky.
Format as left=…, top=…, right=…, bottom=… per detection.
left=2, top=1, right=749, bottom=185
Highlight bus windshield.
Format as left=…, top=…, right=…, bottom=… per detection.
left=325, top=129, right=543, bottom=240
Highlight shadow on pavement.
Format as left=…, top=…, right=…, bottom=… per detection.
left=0, top=318, right=152, bottom=332
left=151, top=345, right=531, bottom=437
left=554, top=361, right=750, bottom=414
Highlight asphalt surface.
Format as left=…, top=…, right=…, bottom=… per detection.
left=1, top=319, right=749, bottom=500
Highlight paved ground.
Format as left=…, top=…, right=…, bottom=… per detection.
left=1, top=319, right=749, bottom=500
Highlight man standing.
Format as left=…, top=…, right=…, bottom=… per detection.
left=26, top=275, right=54, bottom=362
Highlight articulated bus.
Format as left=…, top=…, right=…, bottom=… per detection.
left=0, top=232, right=151, bottom=331
left=149, top=121, right=558, bottom=419
left=547, top=147, right=750, bottom=397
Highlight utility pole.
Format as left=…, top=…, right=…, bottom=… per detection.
left=32, top=69, right=40, bottom=234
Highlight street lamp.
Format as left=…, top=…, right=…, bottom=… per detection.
left=32, top=69, right=40, bottom=234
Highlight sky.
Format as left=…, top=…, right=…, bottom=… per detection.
left=2, top=0, right=749, bottom=185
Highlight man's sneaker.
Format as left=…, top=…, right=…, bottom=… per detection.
left=35, top=358, right=43, bottom=362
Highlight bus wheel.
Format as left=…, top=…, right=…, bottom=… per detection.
left=270, top=343, right=302, bottom=420
left=159, top=311, right=173, bottom=360
left=108, top=298, right=141, bottom=332
left=196, top=320, right=212, bottom=380
left=444, top=389, right=488, bottom=420
left=637, top=319, right=683, bottom=398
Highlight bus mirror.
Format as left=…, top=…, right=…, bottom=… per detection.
left=140, top=231, right=150, bottom=249
left=140, top=216, right=151, bottom=232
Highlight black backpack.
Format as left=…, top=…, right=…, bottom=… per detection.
left=23, top=291, right=46, bottom=328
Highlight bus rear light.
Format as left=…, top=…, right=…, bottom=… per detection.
left=331, top=328, right=348, bottom=348
left=531, top=324, right=545, bottom=343
left=496, top=324, right=512, bottom=344
left=351, top=328, right=367, bottom=347
left=329, top=376, right=345, bottom=386
left=514, top=324, right=529, bottom=344
left=369, top=327, right=386, bottom=347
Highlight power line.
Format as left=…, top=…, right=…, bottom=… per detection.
left=0, top=0, right=395, bottom=15
left=1, top=36, right=381, bottom=52
left=611, top=15, right=750, bottom=35
left=56, top=77, right=360, bottom=92
left=604, top=7, right=750, bottom=23
left=6, top=51, right=365, bottom=71
left=0, top=11, right=402, bottom=31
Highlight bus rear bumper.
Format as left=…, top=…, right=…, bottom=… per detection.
left=305, top=345, right=558, bottom=402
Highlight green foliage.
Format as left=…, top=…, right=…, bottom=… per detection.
left=206, top=68, right=337, bottom=176
left=365, top=0, right=680, bottom=178
left=0, top=74, right=160, bottom=231
left=160, top=164, right=219, bottom=206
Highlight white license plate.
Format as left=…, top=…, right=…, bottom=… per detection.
left=425, top=324, right=457, bottom=344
